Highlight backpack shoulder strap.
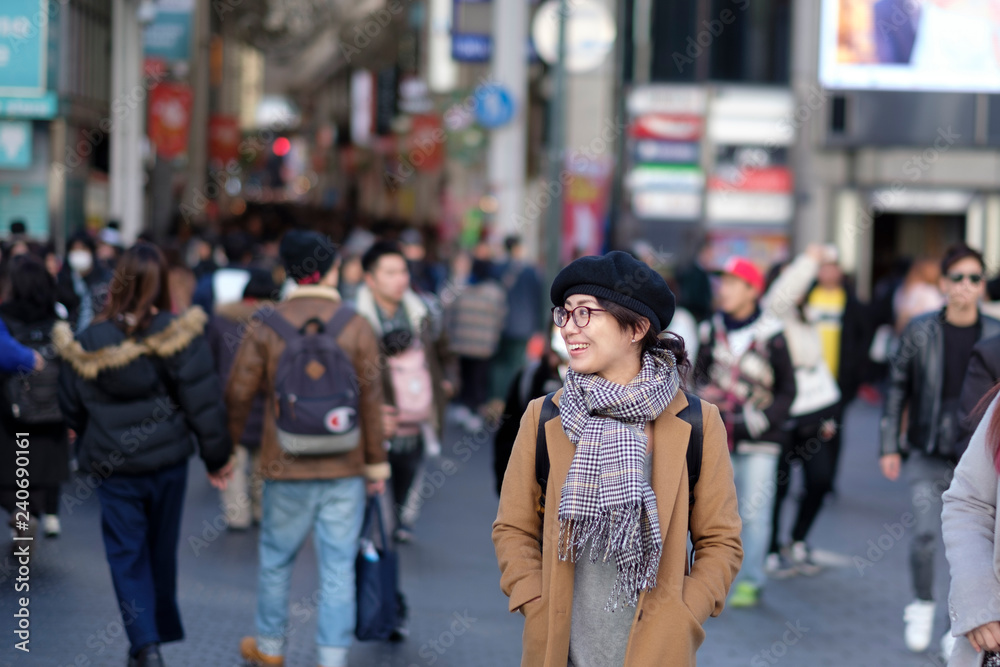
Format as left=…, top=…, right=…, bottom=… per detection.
left=325, top=305, right=357, bottom=339
left=677, top=390, right=704, bottom=514
left=535, top=391, right=560, bottom=508
left=262, top=310, right=301, bottom=341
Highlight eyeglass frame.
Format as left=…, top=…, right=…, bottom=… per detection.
left=947, top=272, right=984, bottom=285
left=552, top=305, right=608, bottom=328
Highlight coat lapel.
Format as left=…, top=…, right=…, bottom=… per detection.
left=546, top=390, right=575, bottom=610
left=547, top=388, right=693, bottom=545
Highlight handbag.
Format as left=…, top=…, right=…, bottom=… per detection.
left=355, top=495, right=401, bottom=641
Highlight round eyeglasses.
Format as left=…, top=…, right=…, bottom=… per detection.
left=552, top=305, right=607, bottom=328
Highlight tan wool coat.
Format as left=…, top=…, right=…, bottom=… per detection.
left=493, top=389, right=743, bottom=667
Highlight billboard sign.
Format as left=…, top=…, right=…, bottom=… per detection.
left=0, top=0, right=47, bottom=96
left=820, top=0, right=1000, bottom=92
left=144, top=0, right=193, bottom=62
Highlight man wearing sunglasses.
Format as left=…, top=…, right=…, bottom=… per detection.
left=880, top=243, right=1000, bottom=656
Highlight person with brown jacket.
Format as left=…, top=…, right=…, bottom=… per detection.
left=227, top=230, right=387, bottom=667
left=493, top=252, right=742, bottom=667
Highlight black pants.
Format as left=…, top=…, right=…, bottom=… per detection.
left=388, top=436, right=423, bottom=528
left=769, top=417, right=840, bottom=553
left=96, top=461, right=188, bottom=655
left=459, top=356, right=492, bottom=411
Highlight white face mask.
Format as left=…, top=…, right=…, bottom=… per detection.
left=67, top=249, right=93, bottom=274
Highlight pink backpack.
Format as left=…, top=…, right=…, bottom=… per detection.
left=388, top=343, right=433, bottom=435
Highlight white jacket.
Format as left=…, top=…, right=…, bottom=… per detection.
left=760, top=254, right=840, bottom=418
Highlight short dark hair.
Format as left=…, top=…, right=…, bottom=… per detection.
left=243, top=268, right=277, bottom=301
left=222, top=231, right=254, bottom=264
left=941, top=243, right=985, bottom=276
left=5, top=254, right=56, bottom=316
left=361, top=241, right=406, bottom=274
left=504, top=235, right=521, bottom=253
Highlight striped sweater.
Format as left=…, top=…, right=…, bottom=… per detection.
left=447, top=280, right=508, bottom=358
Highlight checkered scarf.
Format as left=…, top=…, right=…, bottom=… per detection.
left=557, top=347, right=680, bottom=610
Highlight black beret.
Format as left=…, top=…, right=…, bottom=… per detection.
left=550, top=251, right=675, bottom=333
left=280, top=230, right=338, bottom=284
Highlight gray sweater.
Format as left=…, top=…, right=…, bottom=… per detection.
left=942, top=395, right=1000, bottom=667
left=568, top=453, right=652, bottom=666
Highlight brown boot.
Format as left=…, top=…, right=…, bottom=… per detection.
left=239, top=637, right=284, bottom=666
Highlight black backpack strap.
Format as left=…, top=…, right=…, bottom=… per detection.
left=262, top=310, right=300, bottom=340
left=535, top=391, right=559, bottom=514
left=325, top=305, right=357, bottom=339
left=677, top=390, right=704, bottom=516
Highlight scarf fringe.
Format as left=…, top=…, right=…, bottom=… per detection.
left=557, top=505, right=663, bottom=611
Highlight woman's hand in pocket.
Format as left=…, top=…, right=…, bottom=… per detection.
left=519, top=596, right=542, bottom=617
left=968, top=621, right=1000, bottom=652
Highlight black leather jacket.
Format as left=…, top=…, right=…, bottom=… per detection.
left=880, top=309, right=1000, bottom=459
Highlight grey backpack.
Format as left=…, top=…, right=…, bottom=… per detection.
left=263, top=306, right=361, bottom=456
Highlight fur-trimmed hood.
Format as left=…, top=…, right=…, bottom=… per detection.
left=54, top=307, right=208, bottom=381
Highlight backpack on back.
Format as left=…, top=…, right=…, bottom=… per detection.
left=1, top=317, right=63, bottom=425
left=263, top=306, right=362, bottom=456
left=387, top=342, right=434, bottom=436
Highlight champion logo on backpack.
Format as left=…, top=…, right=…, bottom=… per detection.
left=324, top=407, right=357, bottom=434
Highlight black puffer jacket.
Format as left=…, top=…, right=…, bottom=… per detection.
left=881, top=309, right=1000, bottom=460
left=54, top=307, right=231, bottom=476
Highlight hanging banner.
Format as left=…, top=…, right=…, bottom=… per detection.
left=407, top=114, right=445, bottom=172
left=148, top=82, right=193, bottom=160
left=562, top=160, right=611, bottom=263
left=209, top=115, right=241, bottom=165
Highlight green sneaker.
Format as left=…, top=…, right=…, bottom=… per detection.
left=729, top=582, right=760, bottom=608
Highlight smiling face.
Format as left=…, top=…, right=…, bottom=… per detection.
left=559, top=294, right=648, bottom=383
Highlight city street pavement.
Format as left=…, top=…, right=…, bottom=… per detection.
left=0, top=400, right=959, bottom=666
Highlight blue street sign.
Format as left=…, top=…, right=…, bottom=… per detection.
left=474, top=84, right=515, bottom=129
left=0, top=91, right=57, bottom=119
left=452, top=33, right=491, bottom=63
left=0, top=0, right=48, bottom=96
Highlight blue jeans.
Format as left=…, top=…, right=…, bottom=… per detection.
left=255, top=476, right=365, bottom=667
left=731, top=448, right=780, bottom=589
left=96, top=460, right=188, bottom=655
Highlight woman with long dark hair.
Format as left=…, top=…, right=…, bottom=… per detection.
left=55, top=242, right=233, bottom=667
left=943, top=383, right=1000, bottom=666
left=493, top=252, right=742, bottom=666
left=0, top=255, right=69, bottom=537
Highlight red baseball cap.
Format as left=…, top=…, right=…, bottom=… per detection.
left=720, top=256, right=765, bottom=293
